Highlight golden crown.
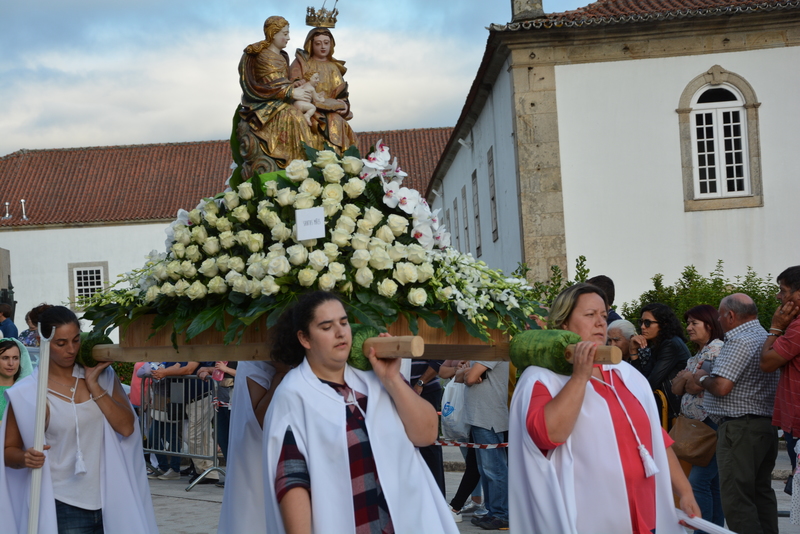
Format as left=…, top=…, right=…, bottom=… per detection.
left=306, top=2, right=338, bottom=28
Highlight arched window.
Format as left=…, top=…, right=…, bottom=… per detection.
left=677, top=66, right=762, bottom=211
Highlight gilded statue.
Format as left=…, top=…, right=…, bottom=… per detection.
left=289, top=27, right=357, bottom=155
left=237, top=16, right=323, bottom=174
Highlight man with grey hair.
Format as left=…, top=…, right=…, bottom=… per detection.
left=692, top=293, right=779, bottom=534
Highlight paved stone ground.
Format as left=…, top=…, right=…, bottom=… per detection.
left=148, top=444, right=800, bottom=533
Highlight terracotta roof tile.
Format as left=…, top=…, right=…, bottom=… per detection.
left=0, top=128, right=453, bottom=228
left=495, top=0, right=800, bottom=29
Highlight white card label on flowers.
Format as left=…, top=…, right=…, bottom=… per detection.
left=295, top=207, right=326, bottom=241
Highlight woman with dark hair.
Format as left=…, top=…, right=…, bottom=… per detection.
left=0, top=338, right=33, bottom=420
left=629, top=303, right=692, bottom=419
left=262, top=291, right=457, bottom=534
left=509, top=284, right=698, bottom=533
left=0, top=305, right=157, bottom=533
left=671, top=304, right=725, bottom=530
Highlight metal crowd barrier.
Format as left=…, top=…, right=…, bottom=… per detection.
left=140, top=375, right=224, bottom=491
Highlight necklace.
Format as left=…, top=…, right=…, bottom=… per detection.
left=49, top=376, right=79, bottom=392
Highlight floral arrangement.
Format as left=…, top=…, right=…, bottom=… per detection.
left=83, top=142, right=543, bottom=344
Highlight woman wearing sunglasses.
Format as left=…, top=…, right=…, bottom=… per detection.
left=629, top=303, right=691, bottom=421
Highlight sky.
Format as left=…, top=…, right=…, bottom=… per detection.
left=0, top=0, right=586, bottom=157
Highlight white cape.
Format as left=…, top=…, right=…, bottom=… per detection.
left=218, top=361, right=277, bottom=534
left=263, top=359, right=457, bottom=534
left=0, top=366, right=158, bottom=533
left=508, top=362, right=683, bottom=534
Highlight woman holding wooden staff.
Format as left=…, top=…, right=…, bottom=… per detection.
left=262, top=290, right=457, bottom=534
left=508, top=283, right=699, bottom=534
left=0, top=306, right=157, bottom=533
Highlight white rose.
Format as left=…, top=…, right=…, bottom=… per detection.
left=328, top=262, right=346, bottom=280
left=174, top=225, right=192, bottom=246
left=232, top=276, right=249, bottom=294
left=342, top=204, right=361, bottom=219
left=144, top=284, right=161, bottom=303
left=393, top=262, right=418, bottom=285
left=416, top=262, right=434, bottom=283
left=406, top=244, right=427, bottom=264
left=351, top=233, right=370, bottom=250
left=271, top=222, right=292, bottom=242
left=355, top=267, right=374, bottom=288
left=297, top=268, right=318, bottom=287
left=267, top=242, right=285, bottom=257
left=188, top=209, right=202, bottom=225
left=314, top=150, right=339, bottom=168
left=215, top=216, right=233, bottom=233
left=207, top=276, right=228, bottom=294
left=341, top=156, right=364, bottom=175
left=191, top=225, right=208, bottom=245
left=286, top=244, right=308, bottom=266
left=264, top=180, right=278, bottom=197
left=204, top=200, right=219, bottom=216
left=375, top=225, right=395, bottom=244
left=322, top=198, right=341, bottom=217
left=387, top=244, right=407, bottom=262
left=299, top=238, right=317, bottom=248
left=322, top=163, right=345, bottom=183
left=223, top=191, right=240, bottom=210
left=330, top=228, right=351, bottom=247
left=377, top=278, right=398, bottom=298
left=436, top=286, right=455, bottom=300
left=236, top=229, right=252, bottom=246
left=180, top=261, right=197, bottom=279
left=323, top=242, right=339, bottom=262
left=245, top=279, right=262, bottom=297
left=171, top=242, right=186, bottom=259
left=153, top=262, right=169, bottom=281
left=166, top=260, right=182, bottom=280
left=267, top=256, right=291, bottom=277
left=369, top=248, right=393, bottom=271
left=299, top=178, right=323, bottom=197
left=368, top=238, right=388, bottom=253
left=336, top=215, right=356, bottom=234
left=185, top=245, right=202, bottom=263
left=258, top=199, right=274, bottom=211
left=219, top=231, right=236, bottom=249
left=339, top=281, right=353, bottom=294
left=202, top=237, right=220, bottom=257
left=318, top=273, right=337, bottom=291
left=246, top=261, right=267, bottom=280
left=276, top=188, right=297, bottom=207
left=247, top=233, right=264, bottom=253
left=238, top=181, right=254, bottom=200
left=293, top=192, right=316, bottom=210
left=356, top=219, right=374, bottom=236
left=186, top=281, right=208, bottom=300
left=363, top=207, right=384, bottom=228
left=261, top=210, right=281, bottom=229
left=204, top=212, right=219, bottom=227
left=232, top=205, right=250, bottom=223
left=160, top=282, right=177, bottom=297
left=342, top=178, right=366, bottom=199
left=174, top=279, right=191, bottom=296
left=307, top=250, right=329, bottom=272
left=285, top=159, right=312, bottom=182
left=350, top=249, right=371, bottom=269
left=216, top=254, right=231, bottom=273
left=228, top=256, right=245, bottom=273
left=198, top=258, right=218, bottom=278
left=407, top=288, right=427, bottom=307
left=261, top=275, right=280, bottom=296
left=387, top=214, right=409, bottom=237
left=322, top=183, right=344, bottom=203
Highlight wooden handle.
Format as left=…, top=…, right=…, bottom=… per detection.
left=362, top=336, right=425, bottom=359
left=564, top=344, right=622, bottom=365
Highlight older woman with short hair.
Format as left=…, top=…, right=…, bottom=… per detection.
left=608, top=319, right=637, bottom=361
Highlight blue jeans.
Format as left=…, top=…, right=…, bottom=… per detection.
left=470, top=426, right=508, bottom=521
left=688, top=418, right=724, bottom=530
left=55, top=500, right=103, bottom=534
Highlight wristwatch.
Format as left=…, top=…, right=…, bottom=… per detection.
left=415, top=379, right=425, bottom=387
left=698, top=375, right=709, bottom=386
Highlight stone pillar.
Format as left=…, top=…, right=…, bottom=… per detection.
left=511, top=0, right=544, bottom=22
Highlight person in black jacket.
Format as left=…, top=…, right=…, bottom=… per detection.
left=629, top=303, right=691, bottom=422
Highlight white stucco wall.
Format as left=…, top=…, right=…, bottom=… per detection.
left=432, top=58, right=523, bottom=275
left=0, top=222, right=170, bottom=340
left=555, top=46, right=800, bottom=306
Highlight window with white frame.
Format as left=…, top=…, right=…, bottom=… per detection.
left=69, top=262, right=108, bottom=309
left=690, top=85, right=749, bottom=198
